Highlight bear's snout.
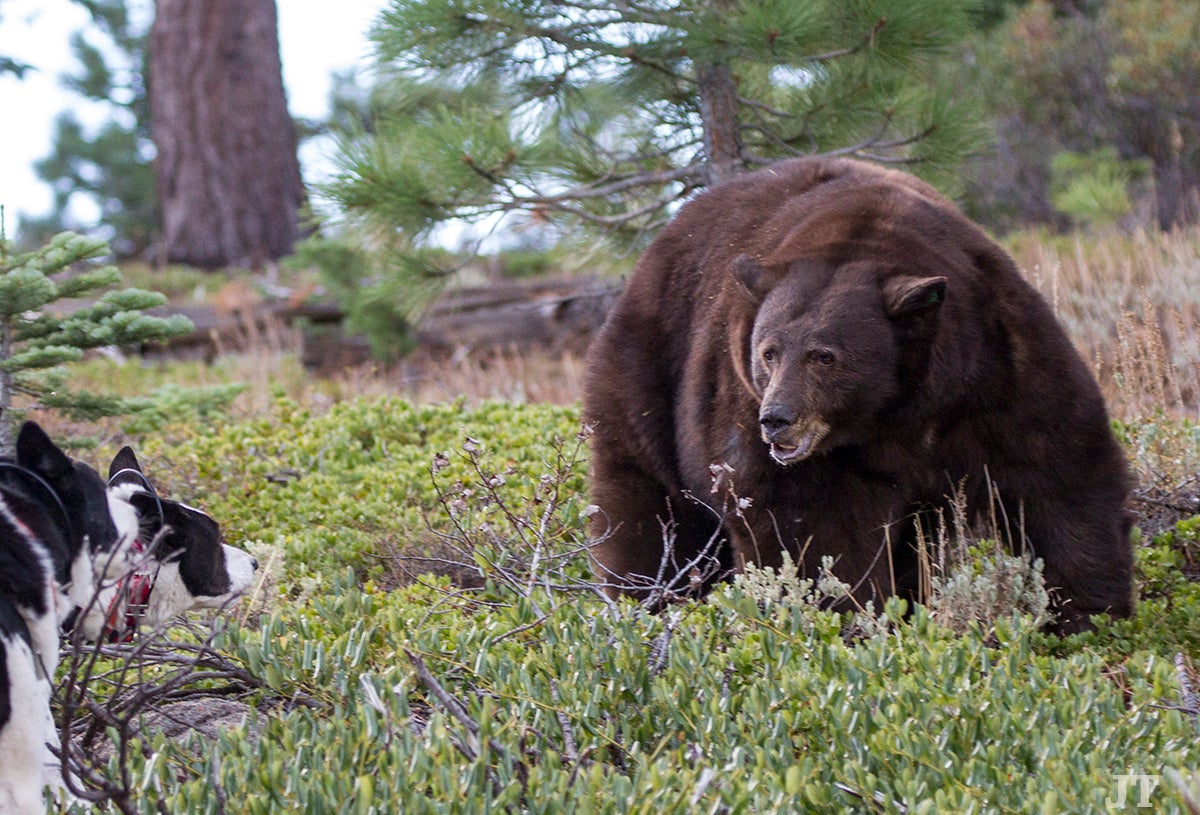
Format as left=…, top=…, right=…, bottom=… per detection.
left=759, top=406, right=794, bottom=440
left=759, top=406, right=830, bottom=465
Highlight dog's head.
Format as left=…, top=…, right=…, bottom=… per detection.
left=83, top=446, right=257, bottom=641
left=0, top=422, right=137, bottom=614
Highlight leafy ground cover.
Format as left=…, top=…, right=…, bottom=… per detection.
left=42, top=394, right=1200, bottom=814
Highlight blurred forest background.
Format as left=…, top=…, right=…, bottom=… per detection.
left=1, top=0, right=1198, bottom=413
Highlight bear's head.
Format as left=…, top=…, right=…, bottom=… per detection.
left=733, top=255, right=946, bottom=465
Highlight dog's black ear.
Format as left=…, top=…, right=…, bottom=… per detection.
left=109, top=446, right=143, bottom=481
left=129, top=491, right=158, bottom=514
left=16, top=421, right=72, bottom=480
left=128, top=490, right=165, bottom=535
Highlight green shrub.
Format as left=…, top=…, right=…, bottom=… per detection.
left=929, top=545, right=1051, bottom=634
left=56, top=397, right=1200, bottom=813
left=113, top=571, right=1200, bottom=814
left=1057, top=519, right=1200, bottom=661
left=124, top=396, right=587, bottom=584
left=1049, top=148, right=1152, bottom=229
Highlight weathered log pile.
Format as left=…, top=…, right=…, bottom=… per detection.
left=141, top=276, right=623, bottom=371
left=415, top=276, right=621, bottom=359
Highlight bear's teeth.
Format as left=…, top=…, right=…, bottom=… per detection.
left=770, top=442, right=806, bottom=464
left=769, top=422, right=830, bottom=464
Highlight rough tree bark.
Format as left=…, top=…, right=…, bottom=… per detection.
left=1145, top=116, right=1195, bottom=231
left=150, top=0, right=307, bottom=269
left=696, top=59, right=745, bottom=186
left=693, top=0, right=746, bottom=187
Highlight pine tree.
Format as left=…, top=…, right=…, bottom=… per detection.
left=327, top=0, right=983, bottom=247
left=151, top=0, right=307, bottom=269
left=0, top=3, right=33, bottom=78
left=0, top=229, right=194, bottom=452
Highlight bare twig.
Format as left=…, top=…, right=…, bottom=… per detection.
left=648, top=610, right=681, bottom=677
left=406, top=648, right=528, bottom=795
left=208, top=748, right=228, bottom=815
left=834, top=781, right=908, bottom=813
left=52, top=604, right=271, bottom=813
left=405, top=648, right=481, bottom=760
left=549, top=679, right=581, bottom=767
left=1166, top=768, right=1200, bottom=815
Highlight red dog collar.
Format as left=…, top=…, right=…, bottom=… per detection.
left=103, top=538, right=159, bottom=643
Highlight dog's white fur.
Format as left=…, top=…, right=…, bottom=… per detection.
left=102, top=491, right=141, bottom=576
left=76, top=485, right=256, bottom=641
left=0, top=469, right=140, bottom=812
left=0, top=635, right=50, bottom=815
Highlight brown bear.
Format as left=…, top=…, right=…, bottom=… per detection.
left=583, top=156, right=1133, bottom=634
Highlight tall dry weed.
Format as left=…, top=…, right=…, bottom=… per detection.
left=1009, top=228, right=1200, bottom=526
left=1112, top=293, right=1188, bottom=417
left=391, top=349, right=586, bottom=405
left=1006, top=226, right=1200, bottom=421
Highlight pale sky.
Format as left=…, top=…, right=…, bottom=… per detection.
left=0, top=0, right=388, bottom=235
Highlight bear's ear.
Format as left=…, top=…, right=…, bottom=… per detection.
left=882, top=275, right=947, bottom=318
left=732, top=255, right=772, bottom=304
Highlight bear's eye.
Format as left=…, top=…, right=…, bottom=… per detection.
left=810, top=349, right=836, bottom=367
left=761, top=347, right=778, bottom=364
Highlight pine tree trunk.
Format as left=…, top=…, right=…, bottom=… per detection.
left=150, top=0, right=307, bottom=269
left=1149, top=117, right=1196, bottom=230
left=696, top=59, right=745, bottom=187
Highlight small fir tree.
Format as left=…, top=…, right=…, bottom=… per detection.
left=0, top=229, right=193, bottom=452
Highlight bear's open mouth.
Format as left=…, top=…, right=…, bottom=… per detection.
left=766, top=419, right=831, bottom=465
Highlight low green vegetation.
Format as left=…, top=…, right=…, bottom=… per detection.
left=125, top=396, right=587, bottom=584
left=1049, top=148, right=1152, bottom=230
left=51, top=395, right=1200, bottom=814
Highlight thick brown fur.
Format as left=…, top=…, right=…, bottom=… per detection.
left=583, top=157, right=1133, bottom=635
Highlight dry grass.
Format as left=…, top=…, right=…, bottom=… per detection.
left=1006, top=226, right=1200, bottom=421
left=390, top=348, right=587, bottom=405
left=370, top=226, right=1200, bottom=421
left=1007, top=227, right=1200, bottom=528
left=369, top=226, right=1200, bottom=422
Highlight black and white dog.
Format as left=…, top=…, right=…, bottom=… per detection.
left=79, top=445, right=258, bottom=643
left=1, top=427, right=257, bottom=811
left=0, top=422, right=137, bottom=814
